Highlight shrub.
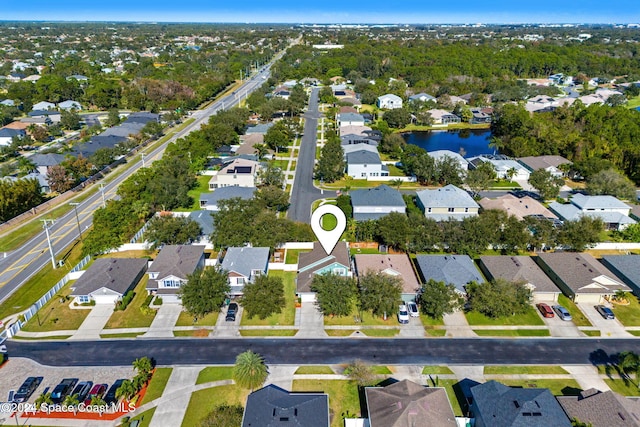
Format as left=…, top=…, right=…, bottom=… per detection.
left=117, top=291, right=135, bottom=311
left=153, top=296, right=163, bottom=305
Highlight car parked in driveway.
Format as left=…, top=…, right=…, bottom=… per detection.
left=84, top=384, right=108, bottom=405
left=398, top=305, right=410, bottom=324
left=51, top=378, right=78, bottom=403
left=104, top=379, right=125, bottom=405
left=406, top=301, right=419, bottom=317
left=536, top=303, right=554, bottom=318
left=226, top=303, right=238, bottom=322
left=552, top=305, right=572, bottom=321
left=70, top=381, right=93, bottom=403
left=595, top=305, right=615, bottom=319
left=13, top=377, right=43, bottom=402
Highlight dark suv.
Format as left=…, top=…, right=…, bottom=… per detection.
left=226, top=303, right=238, bottom=321
left=104, top=379, right=126, bottom=405
left=13, top=377, right=43, bottom=402
left=51, top=378, right=78, bottom=403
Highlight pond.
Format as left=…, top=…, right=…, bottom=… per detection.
left=403, top=129, right=495, bottom=158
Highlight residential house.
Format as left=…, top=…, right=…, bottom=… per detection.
left=67, top=74, right=89, bottom=82
left=365, top=380, right=457, bottom=427
left=339, top=125, right=372, bottom=137
left=408, top=93, right=436, bottom=103
left=340, top=133, right=378, bottom=147
left=470, top=108, right=492, bottom=124
left=70, top=258, right=148, bottom=305
left=146, top=245, right=206, bottom=303
left=337, top=112, right=365, bottom=128
left=29, top=153, right=67, bottom=177
left=334, top=89, right=357, bottom=101
left=342, top=143, right=379, bottom=157
left=23, top=172, right=51, bottom=193
left=187, top=211, right=214, bottom=246
left=478, top=194, right=557, bottom=221
left=525, top=95, right=558, bottom=112
left=346, top=149, right=389, bottom=180
left=273, top=86, right=291, bottom=99
left=535, top=252, right=630, bottom=304
left=415, top=255, right=485, bottom=295
left=350, top=185, right=406, bottom=221
left=246, top=123, right=274, bottom=135
left=377, top=94, right=403, bottom=109
left=549, top=193, right=635, bottom=231
left=27, top=109, right=61, bottom=123
left=469, top=156, right=530, bottom=180
left=58, top=100, right=82, bottom=111
left=23, top=75, right=41, bottom=83
left=449, top=95, right=468, bottom=105
left=355, top=254, right=421, bottom=301
left=6, top=72, right=25, bottom=82
left=427, top=150, right=469, bottom=171
left=296, top=242, right=351, bottom=302
left=470, top=380, right=571, bottom=427
left=415, top=184, right=479, bottom=222
left=199, top=186, right=256, bottom=211
left=478, top=256, right=562, bottom=302
left=208, top=158, right=261, bottom=189
left=600, top=255, right=640, bottom=296
left=517, top=155, right=571, bottom=177
left=427, top=109, right=461, bottom=125
left=32, top=101, right=56, bottom=111
left=242, top=385, right=329, bottom=427
left=557, top=388, right=640, bottom=427
left=1, top=99, right=15, bottom=106
left=221, top=247, right=270, bottom=296
left=0, top=128, right=26, bottom=146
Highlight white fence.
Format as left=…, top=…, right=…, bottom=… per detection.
left=1, top=255, right=91, bottom=340
left=281, top=242, right=315, bottom=250
left=591, top=243, right=640, bottom=250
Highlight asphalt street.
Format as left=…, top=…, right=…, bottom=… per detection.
left=6, top=338, right=640, bottom=367
left=287, top=87, right=337, bottom=223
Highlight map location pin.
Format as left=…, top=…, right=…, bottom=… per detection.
left=311, top=204, right=347, bottom=255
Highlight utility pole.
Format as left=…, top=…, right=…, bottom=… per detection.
left=99, top=184, right=106, bottom=208
left=141, top=153, right=146, bottom=167
left=41, top=219, right=56, bottom=269
left=69, top=203, right=82, bottom=242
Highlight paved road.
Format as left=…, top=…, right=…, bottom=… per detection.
left=288, top=87, right=337, bottom=223
left=6, top=338, right=639, bottom=366
left=0, top=64, right=278, bottom=307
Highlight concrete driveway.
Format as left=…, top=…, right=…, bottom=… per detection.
left=212, top=304, right=242, bottom=337
left=70, top=304, right=114, bottom=340
left=536, top=303, right=583, bottom=337
left=143, top=304, right=182, bottom=338
left=398, top=316, right=426, bottom=338
left=578, top=303, right=632, bottom=338
left=443, top=311, right=476, bottom=337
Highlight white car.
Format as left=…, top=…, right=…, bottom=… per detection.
left=398, top=305, right=410, bottom=324
left=407, top=301, right=419, bottom=317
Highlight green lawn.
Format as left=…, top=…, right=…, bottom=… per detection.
left=473, top=329, right=550, bottom=337
left=604, top=378, right=640, bottom=396
left=326, top=329, right=355, bottom=336
left=240, top=271, right=296, bottom=326
left=21, top=287, right=90, bottom=333
left=124, top=407, right=156, bottom=427
left=500, top=379, right=582, bottom=396
left=0, top=241, right=85, bottom=322
left=325, top=311, right=398, bottom=326
left=99, top=332, right=144, bottom=338
left=484, top=365, right=569, bottom=375
left=582, top=330, right=601, bottom=336
left=295, top=366, right=335, bottom=374
left=13, top=335, right=72, bottom=340
left=239, top=329, right=297, bottom=336
left=426, top=329, right=447, bottom=336
left=175, top=310, right=219, bottom=326
left=104, top=277, right=157, bottom=329
left=181, top=385, right=248, bottom=427
left=285, top=249, right=309, bottom=264
left=371, top=366, right=393, bottom=375
left=386, top=165, right=405, bottom=177
left=422, top=366, right=454, bottom=375
left=360, top=328, right=399, bottom=337
left=173, top=329, right=210, bottom=337
left=180, top=174, right=211, bottom=211
left=489, top=181, right=522, bottom=189
left=558, top=294, right=592, bottom=327
left=610, top=297, right=640, bottom=326
left=465, top=306, right=545, bottom=326
left=141, top=368, right=173, bottom=405
left=292, top=380, right=360, bottom=427
left=437, top=380, right=466, bottom=417
left=627, top=95, right=640, bottom=109
left=196, top=366, right=234, bottom=385
left=349, top=248, right=384, bottom=255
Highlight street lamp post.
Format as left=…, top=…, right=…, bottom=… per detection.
left=69, top=203, right=82, bottom=242
left=41, top=219, right=56, bottom=269
left=141, top=153, right=146, bottom=167
left=99, top=184, right=106, bottom=208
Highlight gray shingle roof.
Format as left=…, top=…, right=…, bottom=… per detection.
left=416, top=184, right=479, bottom=209
left=147, top=245, right=205, bottom=289
left=338, top=112, right=364, bottom=122
left=0, top=128, right=26, bottom=138
left=199, top=186, right=256, bottom=209
left=415, top=255, right=484, bottom=293
left=350, top=185, right=405, bottom=208
left=570, top=193, right=631, bottom=210
left=71, top=258, right=148, bottom=297
left=557, top=388, right=640, bottom=427
left=601, top=255, right=640, bottom=294
left=346, top=149, right=382, bottom=165
left=471, top=380, right=572, bottom=427
left=29, top=153, right=67, bottom=167
left=188, top=211, right=214, bottom=236
left=221, top=247, right=270, bottom=278
left=242, top=384, right=329, bottom=427
left=478, top=256, right=561, bottom=294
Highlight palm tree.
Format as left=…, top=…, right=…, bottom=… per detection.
left=233, top=350, right=268, bottom=392
left=617, top=351, right=640, bottom=384
left=63, top=393, right=80, bottom=414
left=614, top=290, right=630, bottom=303
left=116, top=379, right=137, bottom=401
left=35, top=392, right=53, bottom=409
left=505, top=167, right=517, bottom=182
left=133, top=357, right=154, bottom=377
left=17, top=157, right=37, bottom=175
left=390, top=178, right=404, bottom=191
left=254, top=143, right=269, bottom=159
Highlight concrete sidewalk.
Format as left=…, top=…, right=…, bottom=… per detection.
left=295, top=302, right=327, bottom=338
left=148, top=367, right=201, bottom=427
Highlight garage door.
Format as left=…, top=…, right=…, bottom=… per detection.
left=93, top=295, right=118, bottom=305
left=299, top=292, right=316, bottom=303
left=574, top=294, right=604, bottom=305
left=533, top=293, right=560, bottom=303
left=162, top=295, right=181, bottom=304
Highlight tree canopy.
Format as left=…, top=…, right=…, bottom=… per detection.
left=239, top=275, right=286, bottom=320
left=179, top=268, right=230, bottom=319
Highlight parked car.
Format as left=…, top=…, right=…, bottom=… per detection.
left=552, top=305, right=572, bottom=321
left=13, top=377, right=43, bottom=402
left=595, top=305, right=615, bottom=320
left=84, top=383, right=108, bottom=406
left=536, top=303, right=554, bottom=318
left=406, top=301, right=419, bottom=317
left=51, top=378, right=78, bottom=403
left=70, top=381, right=93, bottom=403
left=226, top=303, right=238, bottom=322
left=398, top=305, right=410, bottom=324
left=104, top=379, right=125, bottom=405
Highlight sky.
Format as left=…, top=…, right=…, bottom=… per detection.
left=2, top=0, right=639, bottom=24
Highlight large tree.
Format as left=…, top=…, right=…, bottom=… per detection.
left=558, top=216, right=603, bottom=251
left=311, top=272, right=356, bottom=317
left=529, top=168, right=564, bottom=200
left=586, top=168, right=637, bottom=200
left=144, top=214, right=202, bottom=249
left=382, top=108, right=412, bottom=128
left=233, top=350, right=268, bottom=392
left=418, top=279, right=464, bottom=320
left=376, top=212, right=411, bottom=251
left=465, top=161, right=496, bottom=196
left=315, top=139, right=345, bottom=183
left=179, top=268, right=230, bottom=319
left=466, top=279, right=532, bottom=318
left=358, top=272, right=402, bottom=318
left=239, top=275, right=285, bottom=320
left=198, top=405, right=244, bottom=427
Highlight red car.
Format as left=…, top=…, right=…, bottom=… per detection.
left=536, top=303, right=554, bottom=318
left=84, top=383, right=107, bottom=405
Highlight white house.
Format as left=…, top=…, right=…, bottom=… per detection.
left=517, top=155, right=571, bottom=178
left=549, top=193, right=635, bottom=231
left=415, top=184, right=480, bottom=221
left=377, top=94, right=403, bottom=110
left=470, top=156, right=530, bottom=181
left=337, top=113, right=365, bottom=128
left=146, top=245, right=206, bottom=303
left=208, top=158, right=261, bottom=189
left=0, top=128, right=26, bottom=146
left=346, top=149, right=389, bottom=180
left=71, top=258, right=148, bottom=305
left=427, top=109, right=461, bottom=125
left=58, top=100, right=82, bottom=111
left=350, top=185, right=406, bottom=221
left=32, top=101, right=56, bottom=111
left=427, top=150, right=469, bottom=171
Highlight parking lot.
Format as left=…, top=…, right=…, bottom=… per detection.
left=0, top=357, right=135, bottom=408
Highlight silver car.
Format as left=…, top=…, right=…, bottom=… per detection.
left=407, top=301, right=419, bottom=317
left=552, top=305, right=572, bottom=321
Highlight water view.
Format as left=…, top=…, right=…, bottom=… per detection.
left=403, top=129, right=494, bottom=158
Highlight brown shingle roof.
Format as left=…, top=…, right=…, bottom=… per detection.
left=557, top=389, right=640, bottom=426
left=296, top=242, right=350, bottom=293
left=479, top=194, right=557, bottom=221
left=365, top=380, right=457, bottom=427
left=479, top=256, right=561, bottom=294
left=354, top=254, right=420, bottom=295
